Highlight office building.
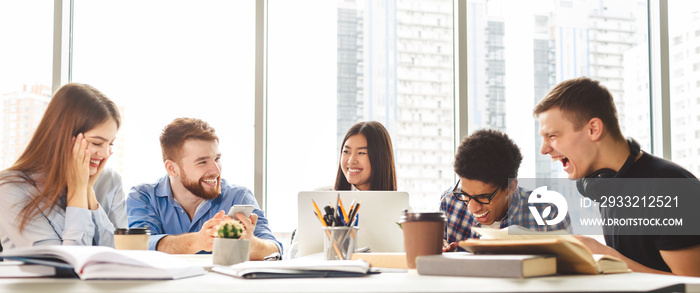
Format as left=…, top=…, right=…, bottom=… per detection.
left=669, top=13, right=700, bottom=175
left=0, top=85, right=51, bottom=169
left=337, top=0, right=364, bottom=148
left=337, top=0, right=454, bottom=203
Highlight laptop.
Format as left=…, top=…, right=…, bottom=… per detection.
left=295, top=191, right=410, bottom=257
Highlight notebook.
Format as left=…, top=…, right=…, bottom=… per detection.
left=296, top=191, right=410, bottom=257
left=213, top=259, right=373, bottom=279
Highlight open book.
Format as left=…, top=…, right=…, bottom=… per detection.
left=458, top=226, right=629, bottom=275
left=0, top=246, right=205, bottom=280
left=0, top=260, right=75, bottom=278
left=212, top=259, right=373, bottom=279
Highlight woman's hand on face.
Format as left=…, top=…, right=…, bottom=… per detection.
left=69, top=133, right=90, bottom=188
left=66, top=133, right=90, bottom=208
left=88, top=148, right=111, bottom=189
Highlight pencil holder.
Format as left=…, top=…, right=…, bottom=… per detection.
left=321, top=226, right=358, bottom=260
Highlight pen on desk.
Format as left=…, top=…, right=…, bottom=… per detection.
left=346, top=199, right=356, bottom=218
left=334, top=194, right=341, bottom=225
left=313, top=211, right=325, bottom=226
left=323, top=205, right=335, bottom=227
left=338, top=196, right=349, bottom=221
left=312, top=199, right=327, bottom=226
left=337, top=205, right=347, bottom=226
left=315, top=201, right=344, bottom=259
left=331, top=204, right=342, bottom=226
left=347, top=202, right=361, bottom=227
left=346, top=204, right=355, bottom=225
left=335, top=194, right=340, bottom=213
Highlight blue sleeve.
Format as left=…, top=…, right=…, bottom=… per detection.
left=237, top=189, right=284, bottom=256
left=126, top=186, right=166, bottom=250
left=252, top=207, right=283, bottom=255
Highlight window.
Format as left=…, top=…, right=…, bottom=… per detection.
left=71, top=1, right=256, bottom=191
left=266, top=0, right=454, bottom=233
left=673, top=35, right=683, bottom=46
left=466, top=0, right=650, bottom=179
left=669, top=0, right=700, bottom=176
left=1, top=0, right=676, bottom=241
left=0, top=1, right=53, bottom=169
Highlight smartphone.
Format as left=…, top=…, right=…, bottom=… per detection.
left=228, top=205, right=255, bottom=218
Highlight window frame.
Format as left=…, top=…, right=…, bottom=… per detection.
left=50, top=0, right=669, bottom=218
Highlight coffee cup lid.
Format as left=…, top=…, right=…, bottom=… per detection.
left=114, top=227, right=151, bottom=235
left=397, top=210, right=446, bottom=223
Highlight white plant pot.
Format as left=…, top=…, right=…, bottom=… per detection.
left=212, top=238, right=250, bottom=266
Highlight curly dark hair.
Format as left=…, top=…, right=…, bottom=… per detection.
left=454, top=129, right=522, bottom=187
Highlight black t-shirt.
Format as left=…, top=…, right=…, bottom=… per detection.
left=603, top=152, right=700, bottom=272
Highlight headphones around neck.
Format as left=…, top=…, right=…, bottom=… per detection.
left=576, top=138, right=641, bottom=201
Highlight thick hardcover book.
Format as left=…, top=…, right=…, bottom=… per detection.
left=416, top=253, right=556, bottom=278
left=459, top=226, right=629, bottom=275
left=0, top=246, right=205, bottom=280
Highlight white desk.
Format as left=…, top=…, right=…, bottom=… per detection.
left=1, top=255, right=699, bottom=292
left=1, top=270, right=700, bottom=292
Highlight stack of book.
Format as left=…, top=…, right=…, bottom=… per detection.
left=416, top=226, right=629, bottom=278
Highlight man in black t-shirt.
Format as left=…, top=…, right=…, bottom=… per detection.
left=533, top=77, right=700, bottom=276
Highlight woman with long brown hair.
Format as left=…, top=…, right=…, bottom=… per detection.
left=0, top=83, right=125, bottom=248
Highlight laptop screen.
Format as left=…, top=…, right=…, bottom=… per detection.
left=295, top=191, right=410, bottom=257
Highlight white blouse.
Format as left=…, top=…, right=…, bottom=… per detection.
left=0, top=168, right=126, bottom=249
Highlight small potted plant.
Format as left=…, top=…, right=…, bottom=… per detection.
left=212, top=219, right=250, bottom=266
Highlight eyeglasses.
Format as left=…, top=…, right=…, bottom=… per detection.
left=451, top=179, right=503, bottom=205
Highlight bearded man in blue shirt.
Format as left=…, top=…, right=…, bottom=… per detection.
left=127, top=118, right=281, bottom=259
left=440, top=129, right=571, bottom=251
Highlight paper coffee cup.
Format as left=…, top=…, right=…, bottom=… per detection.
left=398, top=211, right=446, bottom=269
left=114, top=227, right=150, bottom=250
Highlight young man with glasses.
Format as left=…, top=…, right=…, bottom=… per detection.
left=440, top=129, right=571, bottom=251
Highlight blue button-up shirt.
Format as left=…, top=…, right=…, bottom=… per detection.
left=127, top=175, right=282, bottom=254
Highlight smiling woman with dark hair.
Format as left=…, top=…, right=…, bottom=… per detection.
left=0, top=83, right=125, bottom=249
left=334, top=121, right=397, bottom=191
left=288, top=121, right=397, bottom=259
left=440, top=129, right=571, bottom=252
